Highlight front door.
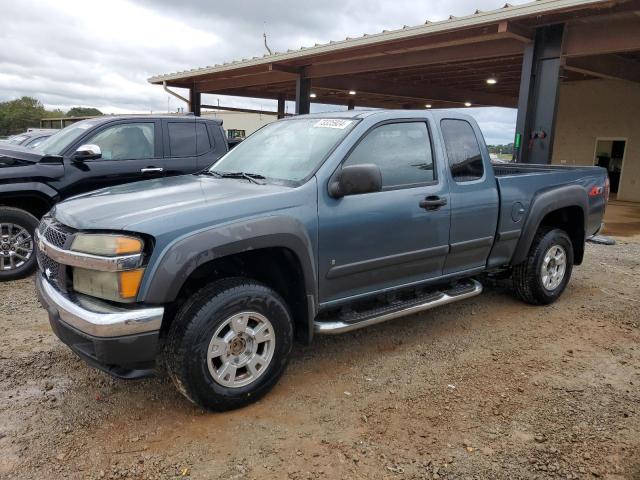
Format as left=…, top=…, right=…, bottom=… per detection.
left=318, top=120, right=451, bottom=306
left=60, top=120, right=164, bottom=199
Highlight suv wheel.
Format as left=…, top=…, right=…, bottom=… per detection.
left=0, top=207, right=39, bottom=281
left=512, top=227, right=574, bottom=305
left=165, top=277, right=293, bottom=411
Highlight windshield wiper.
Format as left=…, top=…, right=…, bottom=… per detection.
left=216, top=171, right=266, bottom=185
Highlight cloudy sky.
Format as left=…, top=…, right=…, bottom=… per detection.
left=0, top=0, right=528, bottom=144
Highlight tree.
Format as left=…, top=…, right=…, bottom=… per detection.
left=0, top=96, right=47, bottom=136
left=66, top=107, right=103, bottom=117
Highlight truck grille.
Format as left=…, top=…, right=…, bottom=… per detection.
left=36, top=216, right=76, bottom=291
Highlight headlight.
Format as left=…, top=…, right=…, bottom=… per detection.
left=73, top=268, right=145, bottom=303
left=70, top=234, right=145, bottom=302
left=71, top=234, right=143, bottom=256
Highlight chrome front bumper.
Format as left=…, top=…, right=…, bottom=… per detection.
left=35, top=274, right=163, bottom=338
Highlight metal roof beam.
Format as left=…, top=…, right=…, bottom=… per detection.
left=195, top=71, right=294, bottom=92
left=564, top=54, right=640, bottom=83
left=306, top=40, right=524, bottom=79
left=313, top=76, right=517, bottom=107
left=563, top=16, right=640, bottom=57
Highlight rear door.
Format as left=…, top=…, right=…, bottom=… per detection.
left=60, top=119, right=163, bottom=198
left=162, top=120, right=205, bottom=176
left=439, top=118, right=499, bottom=274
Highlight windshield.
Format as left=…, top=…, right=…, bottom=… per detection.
left=209, top=118, right=357, bottom=184
left=36, top=119, right=102, bottom=155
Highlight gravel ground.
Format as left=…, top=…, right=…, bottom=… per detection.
left=0, top=237, right=638, bottom=480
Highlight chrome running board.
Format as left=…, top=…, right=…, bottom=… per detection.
left=314, top=279, right=482, bottom=335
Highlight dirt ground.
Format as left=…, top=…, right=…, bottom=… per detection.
left=1, top=205, right=639, bottom=480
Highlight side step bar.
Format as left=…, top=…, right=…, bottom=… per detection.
left=314, top=279, right=483, bottom=335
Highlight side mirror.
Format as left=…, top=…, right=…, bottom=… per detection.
left=329, top=164, right=383, bottom=198
left=73, top=144, right=101, bottom=161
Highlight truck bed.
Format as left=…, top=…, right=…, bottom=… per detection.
left=487, top=161, right=608, bottom=269
left=491, top=162, right=597, bottom=177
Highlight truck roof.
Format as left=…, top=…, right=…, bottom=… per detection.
left=293, top=109, right=476, bottom=123
left=75, top=115, right=223, bottom=125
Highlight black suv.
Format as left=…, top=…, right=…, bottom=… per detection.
left=0, top=115, right=228, bottom=280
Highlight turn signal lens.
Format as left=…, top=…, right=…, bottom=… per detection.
left=119, top=269, right=145, bottom=299
left=73, top=268, right=145, bottom=302
left=71, top=234, right=143, bottom=256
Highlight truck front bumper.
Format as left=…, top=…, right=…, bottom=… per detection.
left=35, top=274, right=164, bottom=379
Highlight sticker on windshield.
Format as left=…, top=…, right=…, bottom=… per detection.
left=75, top=124, right=91, bottom=130
left=313, top=119, right=353, bottom=129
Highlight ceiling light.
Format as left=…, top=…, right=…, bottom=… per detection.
left=310, top=93, right=317, bottom=98
left=348, top=90, right=356, bottom=95
left=486, top=77, right=498, bottom=85
left=464, top=102, right=472, bottom=107
left=425, top=104, right=432, bottom=108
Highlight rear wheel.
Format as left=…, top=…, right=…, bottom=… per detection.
left=0, top=207, right=38, bottom=281
left=165, top=277, right=293, bottom=411
left=512, top=227, right=574, bottom=305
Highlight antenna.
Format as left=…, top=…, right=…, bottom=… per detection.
left=263, top=22, right=273, bottom=55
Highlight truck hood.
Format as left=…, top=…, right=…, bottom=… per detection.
left=52, top=174, right=295, bottom=232
left=0, top=144, right=61, bottom=167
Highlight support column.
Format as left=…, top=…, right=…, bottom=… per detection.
left=189, top=88, right=201, bottom=116
left=295, top=74, right=311, bottom=115
left=277, top=94, right=286, bottom=119
left=347, top=99, right=355, bottom=110
left=513, top=24, right=564, bottom=164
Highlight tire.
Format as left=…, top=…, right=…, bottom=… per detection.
left=165, top=277, right=294, bottom=411
left=0, top=207, right=39, bottom=281
left=512, top=227, right=574, bottom=305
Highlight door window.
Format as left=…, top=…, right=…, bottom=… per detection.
left=196, top=123, right=211, bottom=155
left=441, top=119, right=484, bottom=182
left=343, top=122, right=435, bottom=188
left=85, top=123, right=155, bottom=160
left=168, top=122, right=209, bottom=157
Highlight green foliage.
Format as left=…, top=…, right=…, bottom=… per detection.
left=66, top=107, right=103, bottom=117
left=0, top=96, right=47, bottom=136
left=0, top=97, right=104, bottom=136
left=487, top=143, right=514, bottom=155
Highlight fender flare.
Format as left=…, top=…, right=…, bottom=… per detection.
left=0, top=182, right=59, bottom=201
left=511, top=184, right=588, bottom=265
left=139, top=215, right=318, bottom=316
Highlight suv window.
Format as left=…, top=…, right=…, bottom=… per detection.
left=441, top=119, right=484, bottom=182
left=86, top=123, right=155, bottom=160
left=343, top=122, right=434, bottom=188
left=168, top=122, right=209, bottom=157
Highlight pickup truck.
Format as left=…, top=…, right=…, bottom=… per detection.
left=34, top=110, right=608, bottom=411
left=0, top=115, right=227, bottom=280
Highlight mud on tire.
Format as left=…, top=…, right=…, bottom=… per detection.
left=164, top=277, right=294, bottom=411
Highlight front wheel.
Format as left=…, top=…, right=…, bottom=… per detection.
left=512, top=227, right=574, bottom=305
left=0, top=207, right=39, bottom=281
left=165, top=278, right=293, bottom=411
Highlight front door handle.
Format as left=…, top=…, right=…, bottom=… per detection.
left=419, top=196, right=447, bottom=211
left=141, top=167, right=164, bottom=173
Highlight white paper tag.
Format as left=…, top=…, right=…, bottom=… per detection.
left=313, top=119, right=353, bottom=129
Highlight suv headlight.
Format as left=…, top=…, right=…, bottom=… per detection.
left=70, top=234, right=145, bottom=303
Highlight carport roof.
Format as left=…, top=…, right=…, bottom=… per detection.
left=148, top=0, right=640, bottom=109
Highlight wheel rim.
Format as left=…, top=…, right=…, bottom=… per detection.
left=0, top=223, right=33, bottom=272
left=207, top=311, right=276, bottom=388
left=541, top=244, right=567, bottom=291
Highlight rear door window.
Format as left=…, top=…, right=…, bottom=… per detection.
left=168, top=122, right=197, bottom=157
left=441, top=119, right=484, bottom=182
left=196, top=123, right=211, bottom=155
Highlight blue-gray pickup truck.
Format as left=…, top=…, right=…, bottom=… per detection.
left=34, top=110, right=609, bottom=410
